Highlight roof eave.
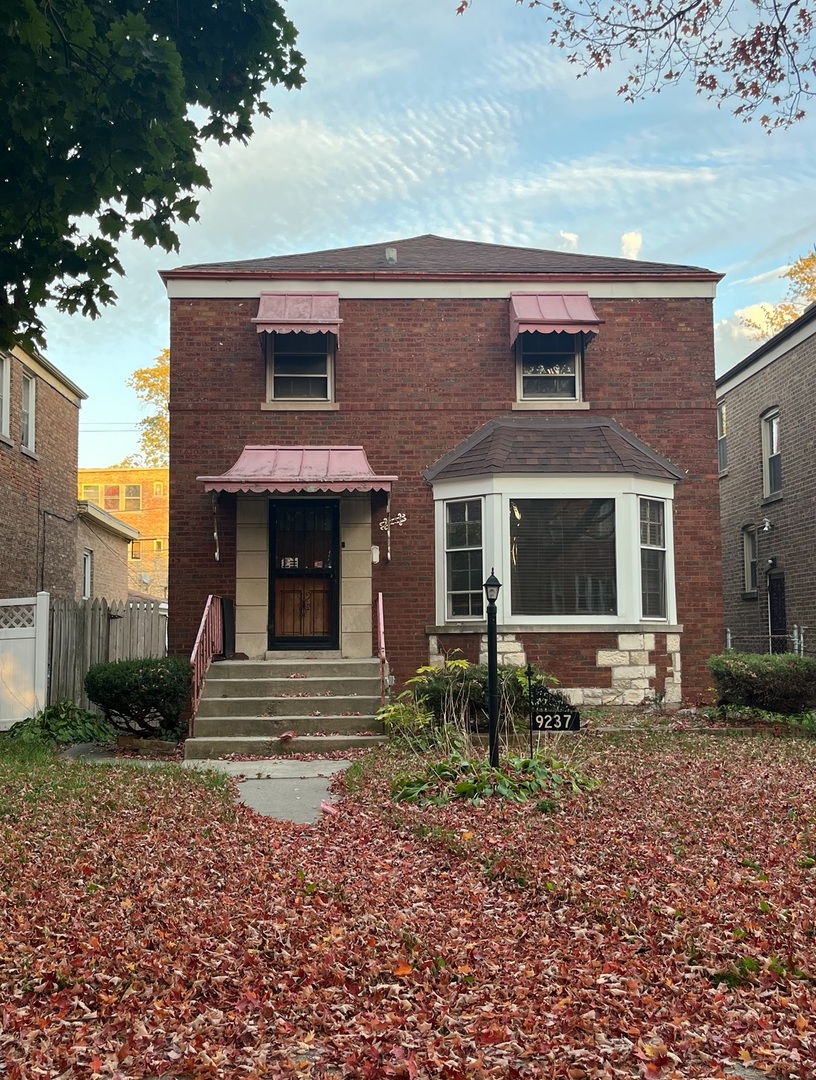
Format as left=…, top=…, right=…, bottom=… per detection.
left=161, top=267, right=723, bottom=285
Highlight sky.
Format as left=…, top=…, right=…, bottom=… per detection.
left=41, top=0, right=816, bottom=467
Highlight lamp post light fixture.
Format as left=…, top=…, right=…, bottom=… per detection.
left=483, top=569, right=502, bottom=768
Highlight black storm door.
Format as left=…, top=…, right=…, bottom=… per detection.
left=268, top=501, right=340, bottom=649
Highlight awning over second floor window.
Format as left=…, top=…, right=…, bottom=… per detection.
left=509, top=292, right=602, bottom=344
left=252, top=292, right=342, bottom=341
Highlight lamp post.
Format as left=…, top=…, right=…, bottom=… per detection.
left=483, top=569, right=502, bottom=769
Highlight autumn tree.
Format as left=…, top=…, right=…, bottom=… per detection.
left=0, top=0, right=304, bottom=350
left=458, top=0, right=815, bottom=129
left=743, top=247, right=816, bottom=339
left=118, top=350, right=170, bottom=468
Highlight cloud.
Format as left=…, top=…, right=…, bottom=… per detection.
left=728, top=265, right=789, bottom=288
left=621, top=231, right=642, bottom=259
left=559, top=231, right=578, bottom=251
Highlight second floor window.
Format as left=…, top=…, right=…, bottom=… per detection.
left=267, top=332, right=333, bottom=401
left=0, top=353, right=9, bottom=438
left=717, top=402, right=727, bottom=472
left=124, top=484, right=141, bottom=511
left=21, top=372, right=35, bottom=450
left=762, top=409, right=782, bottom=497
left=517, top=332, right=581, bottom=402
left=104, top=485, right=120, bottom=511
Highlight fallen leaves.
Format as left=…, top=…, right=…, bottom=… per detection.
left=1, top=735, right=815, bottom=1077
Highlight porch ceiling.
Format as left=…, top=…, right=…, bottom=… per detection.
left=198, top=446, right=397, bottom=494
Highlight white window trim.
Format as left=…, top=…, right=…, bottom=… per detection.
left=761, top=408, right=781, bottom=497
left=515, top=333, right=583, bottom=404
left=717, top=402, right=727, bottom=473
left=442, top=497, right=485, bottom=620
left=743, top=526, right=758, bottom=593
left=265, top=333, right=335, bottom=403
left=0, top=353, right=10, bottom=438
left=639, top=497, right=669, bottom=620
left=432, top=474, right=677, bottom=627
left=82, top=550, right=93, bottom=599
left=21, top=370, right=36, bottom=451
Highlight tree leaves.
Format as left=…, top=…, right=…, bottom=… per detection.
left=0, top=0, right=305, bottom=349
left=1, top=735, right=815, bottom=1076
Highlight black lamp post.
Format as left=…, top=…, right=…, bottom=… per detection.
left=483, top=569, right=502, bottom=769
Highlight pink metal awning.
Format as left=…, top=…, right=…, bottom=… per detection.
left=252, top=292, right=342, bottom=340
left=509, top=292, right=602, bottom=343
left=198, top=446, right=397, bottom=494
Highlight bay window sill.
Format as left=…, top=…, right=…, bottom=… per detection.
left=427, top=622, right=684, bottom=635
left=512, top=400, right=591, bottom=411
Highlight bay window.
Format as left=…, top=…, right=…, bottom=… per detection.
left=445, top=499, right=483, bottom=617
left=640, top=498, right=667, bottom=619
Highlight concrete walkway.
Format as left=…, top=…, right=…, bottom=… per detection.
left=61, top=744, right=351, bottom=824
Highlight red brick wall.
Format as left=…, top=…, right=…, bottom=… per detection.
left=522, top=633, right=616, bottom=688
left=169, top=294, right=723, bottom=698
left=0, top=353, right=79, bottom=600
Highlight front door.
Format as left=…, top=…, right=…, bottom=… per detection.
left=269, top=501, right=340, bottom=649
left=768, top=573, right=787, bottom=653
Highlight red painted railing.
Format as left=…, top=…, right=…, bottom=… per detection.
left=376, top=591, right=388, bottom=704
left=190, top=595, right=224, bottom=735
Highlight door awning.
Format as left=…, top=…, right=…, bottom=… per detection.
left=198, top=446, right=397, bottom=494
left=252, top=292, right=342, bottom=340
left=509, top=292, right=602, bottom=343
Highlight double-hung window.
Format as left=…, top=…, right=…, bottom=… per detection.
left=743, top=527, right=758, bottom=593
left=640, top=499, right=667, bottom=619
left=762, top=409, right=781, bottom=497
left=104, top=485, right=120, bottom=511
left=717, top=402, right=727, bottom=472
left=267, top=332, right=333, bottom=402
left=82, top=485, right=100, bottom=505
left=445, top=500, right=484, bottom=617
left=517, top=333, right=581, bottom=402
left=0, top=353, right=9, bottom=438
left=21, top=371, right=35, bottom=451
left=124, top=484, right=141, bottom=511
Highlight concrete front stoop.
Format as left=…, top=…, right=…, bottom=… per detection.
left=184, top=657, right=387, bottom=760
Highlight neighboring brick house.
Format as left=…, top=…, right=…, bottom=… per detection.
left=0, top=344, right=87, bottom=599
left=78, top=467, right=169, bottom=599
left=716, top=302, right=816, bottom=655
left=162, top=234, right=724, bottom=704
left=76, top=501, right=140, bottom=602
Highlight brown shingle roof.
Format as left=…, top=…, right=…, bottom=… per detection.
left=164, top=234, right=717, bottom=280
left=423, top=417, right=684, bottom=483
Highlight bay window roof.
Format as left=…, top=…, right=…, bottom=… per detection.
left=424, top=417, right=683, bottom=483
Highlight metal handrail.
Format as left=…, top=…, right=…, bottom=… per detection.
left=190, top=595, right=224, bottom=734
left=376, top=591, right=387, bottom=704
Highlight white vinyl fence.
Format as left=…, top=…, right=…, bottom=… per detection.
left=0, top=594, right=168, bottom=726
left=0, top=594, right=49, bottom=728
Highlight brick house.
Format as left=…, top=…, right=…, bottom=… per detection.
left=78, top=467, right=169, bottom=599
left=716, top=302, right=816, bottom=655
left=0, top=344, right=87, bottom=599
left=76, top=501, right=140, bottom=602
left=163, top=234, right=724, bottom=705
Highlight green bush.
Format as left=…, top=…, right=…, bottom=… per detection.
left=5, top=701, right=113, bottom=747
left=407, top=658, right=568, bottom=732
left=391, top=752, right=597, bottom=809
left=84, top=657, right=192, bottom=739
left=708, top=652, right=816, bottom=715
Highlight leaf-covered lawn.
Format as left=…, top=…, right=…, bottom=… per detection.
left=1, top=734, right=815, bottom=1078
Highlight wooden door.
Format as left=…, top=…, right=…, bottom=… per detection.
left=269, top=501, right=339, bottom=649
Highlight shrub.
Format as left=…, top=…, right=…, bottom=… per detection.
left=407, top=658, right=567, bottom=732
left=84, top=657, right=192, bottom=739
left=6, top=701, right=113, bottom=747
left=391, top=752, right=597, bottom=809
left=708, top=652, right=816, bottom=715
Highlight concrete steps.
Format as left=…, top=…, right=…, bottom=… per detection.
left=185, top=657, right=387, bottom=760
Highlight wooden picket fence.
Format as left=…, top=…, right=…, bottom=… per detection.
left=49, top=598, right=168, bottom=711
